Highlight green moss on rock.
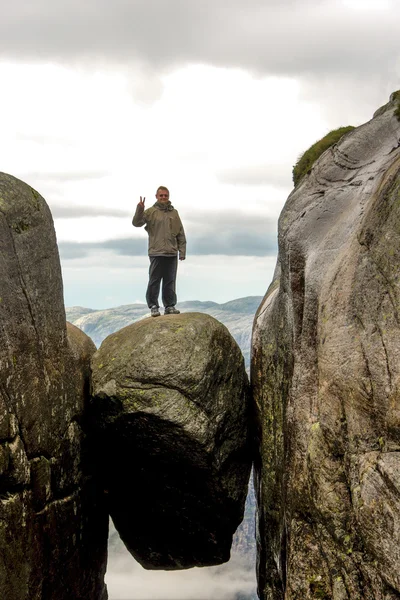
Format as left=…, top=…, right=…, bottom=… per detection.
left=30, top=187, right=41, bottom=211
left=292, top=126, right=355, bottom=186
left=11, top=219, right=31, bottom=233
left=392, top=89, right=400, bottom=121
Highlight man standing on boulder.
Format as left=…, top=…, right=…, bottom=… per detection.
left=132, top=186, right=186, bottom=317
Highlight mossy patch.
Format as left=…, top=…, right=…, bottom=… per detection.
left=309, top=575, right=330, bottom=599
left=30, top=188, right=41, bottom=211
left=392, top=89, right=400, bottom=122
left=11, top=219, right=31, bottom=234
left=293, top=126, right=355, bottom=187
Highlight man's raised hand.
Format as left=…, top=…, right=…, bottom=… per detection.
left=138, top=196, right=145, bottom=208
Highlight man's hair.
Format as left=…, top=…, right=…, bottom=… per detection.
left=156, top=186, right=169, bottom=195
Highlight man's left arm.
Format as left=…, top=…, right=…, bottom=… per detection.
left=176, top=214, right=186, bottom=261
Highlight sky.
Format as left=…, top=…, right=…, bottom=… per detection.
left=1, top=0, right=399, bottom=309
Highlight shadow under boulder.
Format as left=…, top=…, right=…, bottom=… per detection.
left=90, top=312, right=252, bottom=570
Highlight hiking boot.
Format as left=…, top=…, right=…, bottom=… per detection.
left=150, top=306, right=161, bottom=317
left=164, top=306, right=180, bottom=315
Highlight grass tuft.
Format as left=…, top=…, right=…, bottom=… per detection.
left=392, top=90, right=400, bottom=122
left=292, top=126, right=355, bottom=187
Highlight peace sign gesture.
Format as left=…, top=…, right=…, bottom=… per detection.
left=138, top=196, right=145, bottom=208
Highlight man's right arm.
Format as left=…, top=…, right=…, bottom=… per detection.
left=132, top=197, right=146, bottom=227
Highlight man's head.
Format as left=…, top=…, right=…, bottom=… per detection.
left=156, top=186, right=170, bottom=204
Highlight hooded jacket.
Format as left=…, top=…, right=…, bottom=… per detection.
left=132, top=201, right=186, bottom=259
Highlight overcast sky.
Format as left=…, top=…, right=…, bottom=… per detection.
left=1, top=0, right=399, bottom=309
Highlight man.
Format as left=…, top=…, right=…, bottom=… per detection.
left=132, top=186, right=186, bottom=317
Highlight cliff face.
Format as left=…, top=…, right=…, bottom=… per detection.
left=90, top=312, right=252, bottom=570
left=252, top=94, right=400, bottom=599
left=0, top=173, right=108, bottom=600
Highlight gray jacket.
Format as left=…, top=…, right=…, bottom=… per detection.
left=132, top=202, right=186, bottom=258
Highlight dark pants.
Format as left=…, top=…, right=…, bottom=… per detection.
left=146, top=256, right=178, bottom=308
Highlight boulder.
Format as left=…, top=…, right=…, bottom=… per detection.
left=0, top=173, right=108, bottom=600
left=90, top=312, right=252, bottom=570
left=252, top=93, right=400, bottom=599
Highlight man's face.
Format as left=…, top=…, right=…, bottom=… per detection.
left=156, top=189, right=169, bottom=203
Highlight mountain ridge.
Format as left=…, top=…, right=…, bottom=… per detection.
left=66, top=296, right=262, bottom=369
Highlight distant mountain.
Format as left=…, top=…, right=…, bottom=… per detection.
left=66, top=296, right=262, bottom=369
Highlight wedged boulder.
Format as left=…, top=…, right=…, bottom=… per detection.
left=90, top=312, right=252, bottom=570
left=0, top=173, right=108, bottom=600
left=252, top=93, right=400, bottom=599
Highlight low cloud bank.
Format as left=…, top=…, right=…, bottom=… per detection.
left=106, top=518, right=257, bottom=600
left=106, top=553, right=256, bottom=600
left=58, top=210, right=278, bottom=259
left=59, top=234, right=276, bottom=259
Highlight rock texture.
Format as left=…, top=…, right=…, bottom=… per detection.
left=252, top=93, right=400, bottom=599
left=91, top=312, right=252, bottom=570
left=0, top=173, right=108, bottom=600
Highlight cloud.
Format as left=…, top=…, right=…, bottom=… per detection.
left=107, top=523, right=256, bottom=600
left=59, top=239, right=146, bottom=259
left=58, top=210, right=278, bottom=259
left=193, top=233, right=276, bottom=256
left=106, top=555, right=256, bottom=600
left=14, top=133, right=78, bottom=146
left=52, top=205, right=130, bottom=219
left=13, top=171, right=132, bottom=219
left=59, top=233, right=276, bottom=259
left=1, top=0, right=398, bottom=80
left=25, top=170, right=110, bottom=182
left=216, top=164, right=293, bottom=187
left=106, top=568, right=256, bottom=600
